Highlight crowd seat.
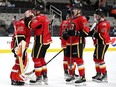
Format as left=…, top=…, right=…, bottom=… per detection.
left=46, top=0, right=69, bottom=3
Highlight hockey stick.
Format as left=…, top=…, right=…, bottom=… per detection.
left=25, top=49, right=63, bottom=75
left=46, top=49, right=63, bottom=64
left=13, top=21, right=25, bottom=74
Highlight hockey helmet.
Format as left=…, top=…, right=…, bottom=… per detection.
left=33, top=0, right=46, bottom=12
left=33, top=4, right=44, bottom=11
left=72, top=3, right=83, bottom=10
left=95, top=8, right=106, bottom=17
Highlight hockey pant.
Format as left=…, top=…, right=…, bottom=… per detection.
left=93, top=44, right=109, bottom=74
left=31, top=44, right=50, bottom=76
left=66, top=44, right=85, bottom=76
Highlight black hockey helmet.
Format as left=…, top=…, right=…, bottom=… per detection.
left=72, top=3, right=83, bottom=10
left=95, top=8, right=106, bottom=17
left=33, top=4, right=44, bottom=11
left=33, top=0, right=46, bottom=12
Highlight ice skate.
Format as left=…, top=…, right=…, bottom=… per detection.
left=42, top=73, right=48, bottom=85
left=74, top=73, right=79, bottom=79
left=64, top=70, right=70, bottom=80
left=64, top=73, right=70, bottom=79
left=96, top=72, right=108, bottom=83
left=92, top=73, right=101, bottom=81
left=75, top=76, right=86, bottom=86
left=30, top=76, right=42, bottom=85
left=11, top=80, right=25, bottom=86
left=66, top=75, right=75, bottom=84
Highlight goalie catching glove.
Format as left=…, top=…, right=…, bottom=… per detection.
left=13, top=40, right=27, bottom=57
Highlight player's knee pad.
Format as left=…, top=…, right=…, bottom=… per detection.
left=63, top=57, right=68, bottom=69
left=93, top=58, right=99, bottom=63
left=63, top=56, right=68, bottom=61
left=97, top=59, right=104, bottom=63
left=41, top=58, right=46, bottom=65
left=32, top=58, right=42, bottom=66
left=75, top=58, right=84, bottom=65
left=67, top=57, right=75, bottom=64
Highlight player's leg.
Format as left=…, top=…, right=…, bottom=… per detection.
left=74, top=44, right=86, bottom=84
left=29, top=44, right=43, bottom=84
left=96, top=44, right=109, bottom=82
left=10, top=58, right=25, bottom=85
left=92, top=45, right=101, bottom=80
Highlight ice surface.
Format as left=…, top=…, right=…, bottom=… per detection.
left=0, top=51, right=116, bottom=87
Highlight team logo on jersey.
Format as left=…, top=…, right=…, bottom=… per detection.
left=33, top=19, right=38, bottom=23
left=101, top=28, right=106, bottom=33
left=83, top=22, right=89, bottom=27
left=17, top=26, right=24, bottom=31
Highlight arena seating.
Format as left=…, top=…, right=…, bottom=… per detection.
left=0, top=0, right=116, bottom=36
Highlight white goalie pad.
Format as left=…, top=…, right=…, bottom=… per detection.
left=15, top=40, right=26, bottom=57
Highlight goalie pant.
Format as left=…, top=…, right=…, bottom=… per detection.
left=10, top=18, right=30, bottom=82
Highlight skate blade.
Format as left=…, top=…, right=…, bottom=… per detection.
left=75, top=82, right=86, bottom=86
left=44, top=82, right=48, bottom=85
left=66, top=81, right=74, bottom=84
left=43, top=80, right=48, bottom=85
left=95, top=80, right=108, bottom=83
left=66, top=79, right=77, bottom=84
left=29, top=81, right=42, bottom=85
left=92, top=79, right=98, bottom=82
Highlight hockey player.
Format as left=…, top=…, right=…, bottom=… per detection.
left=89, top=8, right=110, bottom=82
left=24, top=3, right=52, bottom=85
left=62, top=3, right=90, bottom=84
left=10, top=12, right=31, bottom=85
left=59, top=16, right=73, bottom=79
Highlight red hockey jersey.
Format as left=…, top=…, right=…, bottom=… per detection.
left=59, top=19, right=70, bottom=48
left=28, top=14, right=52, bottom=45
left=11, top=18, right=31, bottom=49
left=66, top=16, right=90, bottom=45
left=94, top=20, right=111, bottom=44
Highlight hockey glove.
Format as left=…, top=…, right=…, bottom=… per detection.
left=67, top=29, right=76, bottom=36
left=88, top=29, right=95, bottom=36
left=75, top=31, right=80, bottom=36
left=62, top=31, right=68, bottom=40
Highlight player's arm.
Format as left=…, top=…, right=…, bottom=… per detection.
left=79, top=17, right=90, bottom=37
left=25, top=27, right=31, bottom=48
left=93, top=28, right=107, bottom=40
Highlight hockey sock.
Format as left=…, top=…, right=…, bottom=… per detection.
left=94, top=58, right=101, bottom=73
left=32, top=58, right=42, bottom=76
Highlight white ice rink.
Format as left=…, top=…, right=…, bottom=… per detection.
left=0, top=51, right=116, bottom=87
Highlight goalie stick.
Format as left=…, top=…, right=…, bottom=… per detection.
left=25, top=49, right=63, bottom=75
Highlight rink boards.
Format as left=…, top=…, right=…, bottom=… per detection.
left=0, top=37, right=116, bottom=53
